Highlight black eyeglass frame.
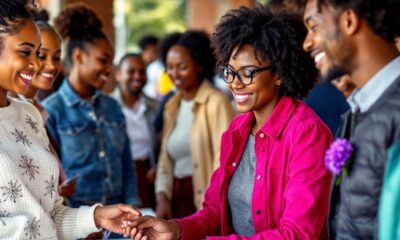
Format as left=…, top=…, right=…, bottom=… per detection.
left=219, top=65, right=275, bottom=85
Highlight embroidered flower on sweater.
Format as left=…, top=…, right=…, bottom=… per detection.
left=19, top=155, right=40, bottom=180
left=44, top=175, right=56, bottom=199
left=11, top=128, right=32, bottom=147
left=0, top=210, right=10, bottom=225
left=1, top=180, right=23, bottom=203
left=24, top=217, right=41, bottom=240
left=25, top=115, right=39, bottom=134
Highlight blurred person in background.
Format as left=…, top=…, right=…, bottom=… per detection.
left=113, top=53, right=160, bottom=209
left=155, top=30, right=235, bottom=219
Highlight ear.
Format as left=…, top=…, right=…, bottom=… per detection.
left=72, top=48, right=85, bottom=65
left=115, top=69, right=121, bottom=82
left=339, top=9, right=360, bottom=36
left=275, top=76, right=282, bottom=86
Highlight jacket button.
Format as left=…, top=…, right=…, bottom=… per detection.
left=232, top=162, right=236, bottom=167
left=256, top=210, right=261, bottom=215
left=99, top=151, right=105, bottom=158
left=256, top=175, right=261, bottom=180
left=194, top=164, right=198, bottom=169
left=197, top=190, right=202, bottom=195
left=260, top=133, right=265, bottom=138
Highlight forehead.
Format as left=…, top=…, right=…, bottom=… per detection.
left=89, top=38, right=114, bottom=56
left=167, top=45, right=192, bottom=61
left=122, top=56, right=145, bottom=69
left=4, top=19, right=40, bottom=45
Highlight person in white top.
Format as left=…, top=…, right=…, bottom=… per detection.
left=0, top=1, right=140, bottom=239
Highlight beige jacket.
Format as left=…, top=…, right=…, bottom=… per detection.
left=155, top=81, right=235, bottom=209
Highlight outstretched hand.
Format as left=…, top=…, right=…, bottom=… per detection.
left=123, top=216, right=181, bottom=240
left=93, top=204, right=141, bottom=235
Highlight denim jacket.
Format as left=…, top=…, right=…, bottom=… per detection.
left=43, top=80, right=139, bottom=205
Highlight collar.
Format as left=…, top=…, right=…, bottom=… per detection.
left=230, top=96, right=296, bottom=140
left=59, top=79, right=101, bottom=107
left=347, top=55, right=400, bottom=113
left=165, top=80, right=214, bottom=112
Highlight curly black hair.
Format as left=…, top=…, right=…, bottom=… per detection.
left=0, top=0, right=36, bottom=53
left=173, top=30, right=216, bottom=82
left=318, top=0, right=400, bottom=42
left=54, top=3, right=107, bottom=65
left=212, top=6, right=317, bottom=98
left=117, top=53, right=142, bottom=69
left=159, top=32, right=183, bottom=67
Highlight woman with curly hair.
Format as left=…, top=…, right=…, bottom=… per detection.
left=43, top=3, right=139, bottom=209
left=155, top=30, right=234, bottom=219
left=127, top=6, right=333, bottom=240
left=0, top=0, right=139, bottom=239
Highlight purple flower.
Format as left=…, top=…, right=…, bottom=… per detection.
left=324, top=138, right=353, bottom=175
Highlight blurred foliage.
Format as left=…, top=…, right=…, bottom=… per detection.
left=120, top=0, right=186, bottom=50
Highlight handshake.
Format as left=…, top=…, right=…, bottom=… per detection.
left=94, top=205, right=181, bottom=240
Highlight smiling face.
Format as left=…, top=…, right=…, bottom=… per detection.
left=303, top=0, right=351, bottom=83
left=78, top=38, right=114, bottom=92
left=0, top=19, right=40, bottom=96
left=32, top=29, right=62, bottom=90
left=166, top=45, right=201, bottom=99
left=228, top=44, right=280, bottom=115
left=117, top=56, right=147, bottom=96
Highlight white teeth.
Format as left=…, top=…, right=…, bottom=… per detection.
left=20, top=73, right=32, bottom=81
left=100, top=75, right=108, bottom=81
left=40, top=73, right=54, bottom=78
left=314, top=52, right=326, bottom=63
left=235, top=94, right=251, bottom=100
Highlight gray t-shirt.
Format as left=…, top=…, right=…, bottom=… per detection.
left=227, top=135, right=255, bottom=236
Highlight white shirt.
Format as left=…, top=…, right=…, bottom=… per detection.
left=0, top=97, right=100, bottom=239
left=122, top=95, right=152, bottom=161
left=167, top=99, right=194, bottom=178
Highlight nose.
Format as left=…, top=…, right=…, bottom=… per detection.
left=230, top=75, right=245, bottom=89
left=303, top=32, right=314, bottom=52
left=31, top=54, right=40, bottom=73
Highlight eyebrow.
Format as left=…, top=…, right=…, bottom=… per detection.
left=228, top=64, right=262, bottom=70
left=18, top=42, right=36, bottom=48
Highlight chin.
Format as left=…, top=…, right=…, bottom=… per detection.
left=320, top=65, right=347, bottom=84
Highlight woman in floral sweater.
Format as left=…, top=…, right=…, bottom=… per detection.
left=0, top=0, right=139, bottom=239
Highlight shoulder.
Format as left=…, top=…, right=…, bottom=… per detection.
left=143, top=94, right=159, bottom=109
left=289, top=100, right=332, bottom=135
left=42, top=92, right=63, bottom=110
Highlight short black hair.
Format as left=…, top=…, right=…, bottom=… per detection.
left=173, top=30, right=216, bottom=82
left=54, top=3, right=107, bottom=65
left=158, top=32, right=183, bottom=67
left=213, top=6, right=317, bottom=98
left=315, top=0, right=400, bottom=42
left=0, top=0, right=34, bottom=53
left=27, top=7, right=61, bottom=41
left=117, top=53, right=143, bottom=69
left=138, top=35, right=159, bottom=51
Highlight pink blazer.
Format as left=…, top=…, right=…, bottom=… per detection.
left=177, top=96, right=333, bottom=240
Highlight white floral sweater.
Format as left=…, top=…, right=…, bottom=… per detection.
left=0, top=97, right=100, bottom=239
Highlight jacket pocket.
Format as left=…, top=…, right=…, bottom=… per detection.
left=58, top=122, right=93, bottom=161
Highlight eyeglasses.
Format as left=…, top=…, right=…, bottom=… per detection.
left=219, top=65, right=275, bottom=85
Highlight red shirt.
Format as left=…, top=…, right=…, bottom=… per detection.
left=177, top=96, right=333, bottom=240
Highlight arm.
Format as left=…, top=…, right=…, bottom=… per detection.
left=207, top=123, right=333, bottom=240
left=175, top=141, right=228, bottom=240
left=122, top=132, right=140, bottom=205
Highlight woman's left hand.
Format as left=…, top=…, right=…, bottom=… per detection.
left=93, top=204, right=142, bottom=235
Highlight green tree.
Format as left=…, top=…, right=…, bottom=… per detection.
left=121, top=0, right=186, bottom=50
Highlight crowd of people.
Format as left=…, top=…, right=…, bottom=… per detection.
left=0, top=0, right=399, bottom=239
